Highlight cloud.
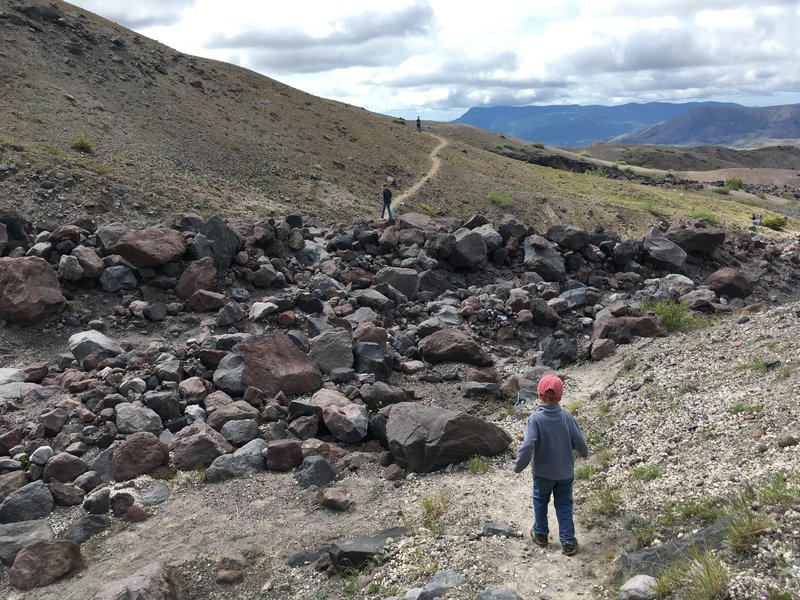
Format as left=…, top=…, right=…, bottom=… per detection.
left=71, top=0, right=196, bottom=29
left=205, top=2, right=435, bottom=55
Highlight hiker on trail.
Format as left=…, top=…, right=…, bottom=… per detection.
left=381, top=183, right=393, bottom=220
left=512, top=374, right=588, bottom=556
left=416, top=116, right=421, bottom=132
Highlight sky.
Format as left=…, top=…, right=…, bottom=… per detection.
left=68, top=0, right=800, bottom=122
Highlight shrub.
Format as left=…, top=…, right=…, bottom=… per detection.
left=631, top=465, right=662, bottom=482
left=626, top=516, right=656, bottom=549
left=575, top=464, right=597, bottom=480
left=713, top=187, right=730, bottom=195
left=757, top=472, right=800, bottom=505
left=487, top=189, right=513, bottom=208
left=730, top=402, right=763, bottom=415
left=735, top=355, right=767, bottom=373
left=70, top=136, right=95, bottom=154
left=725, top=494, right=772, bottom=553
left=587, top=482, right=621, bottom=516
left=467, top=456, right=490, bottom=475
left=653, top=549, right=728, bottom=599
left=420, top=491, right=451, bottom=534
left=762, top=214, right=788, bottom=231
left=419, top=203, right=438, bottom=217
left=689, top=209, right=720, bottom=225
left=724, top=177, right=744, bottom=190
left=640, top=299, right=708, bottom=332
left=531, top=142, right=545, bottom=149
left=660, top=498, right=724, bottom=526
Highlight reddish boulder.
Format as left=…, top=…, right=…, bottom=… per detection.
left=112, top=432, right=170, bottom=481
left=705, top=267, right=754, bottom=299
left=176, top=257, right=217, bottom=300
left=115, top=227, right=188, bottom=267
left=9, top=539, right=81, bottom=589
left=418, top=329, right=492, bottom=366
left=239, top=333, right=323, bottom=396
left=188, top=290, right=229, bottom=312
left=0, top=257, right=66, bottom=325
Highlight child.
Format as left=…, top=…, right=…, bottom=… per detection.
left=512, top=374, right=588, bottom=556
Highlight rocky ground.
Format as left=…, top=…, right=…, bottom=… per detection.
left=0, top=205, right=799, bottom=600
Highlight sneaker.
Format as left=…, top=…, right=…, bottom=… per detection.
left=562, top=542, right=579, bottom=556
left=530, top=532, right=549, bottom=547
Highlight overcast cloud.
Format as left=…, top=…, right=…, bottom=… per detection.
left=68, top=0, right=800, bottom=121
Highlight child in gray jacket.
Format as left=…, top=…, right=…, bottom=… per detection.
left=513, top=374, right=588, bottom=555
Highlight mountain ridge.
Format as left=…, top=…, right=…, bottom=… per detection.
left=453, top=101, right=800, bottom=148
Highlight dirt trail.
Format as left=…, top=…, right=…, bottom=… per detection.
left=396, top=134, right=448, bottom=205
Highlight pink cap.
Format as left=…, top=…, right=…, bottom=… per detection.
left=537, top=374, right=564, bottom=398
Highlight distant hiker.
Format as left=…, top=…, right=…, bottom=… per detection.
left=512, top=374, right=588, bottom=556
left=381, top=183, right=393, bottom=220
left=416, top=116, right=421, bottom=132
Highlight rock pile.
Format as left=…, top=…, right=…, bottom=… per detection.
left=1, top=209, right=800, bottom=592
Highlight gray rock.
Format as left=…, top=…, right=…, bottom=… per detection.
left=115, top=403, right=163, bottom=436
left=419, top=569, right=469, bottom=600
left=68, top=330, right=124, bottom=367
left=328, top=526, right=408, bottom=572
left=58, top=255, right=84, bottom=281
left=0, top=520, right=54, bottom=565
left=61, top=514, right=110, bottom=544
left=139, top=481, right=170, bottom=507
left=308, top=329, right=354, bottom=373
left=0, top=481, right=54, bottom=523
left=99, top=265, right=137, bottom=293
left=220, top=418, right=261, bottom=447
left=619, top=574, right=658, bottom=600
left=523, top=236, right=566, bottom=282
left=476, top=589, right=524, bottom=600
left=205, top=438, right=266, bottom=483
left=373, top=267, right=420, bottom=299
left=295, top=456, right=336, bottom=489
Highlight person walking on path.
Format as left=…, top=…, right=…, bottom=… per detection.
left=416, top=116, right=422, bottom=132
left=381, top=183, right=393, bottom=220
left=512, top=374, right=588, bottom=556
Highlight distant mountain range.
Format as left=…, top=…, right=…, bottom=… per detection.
left=453, top=102, right=800, bottom=148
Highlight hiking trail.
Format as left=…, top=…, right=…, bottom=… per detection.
left=396, top=134, right=448, bottom=205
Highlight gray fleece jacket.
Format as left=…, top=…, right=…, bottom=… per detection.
left=512, top=403, right=589, bottom=480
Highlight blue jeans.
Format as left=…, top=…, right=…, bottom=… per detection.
left=381, top=200, right=393, bottom=219
left=532, top=476, right=576, bottom=545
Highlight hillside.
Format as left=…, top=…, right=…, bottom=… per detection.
left=2, top=0, right=800, bottom=239
left=612, top=104, right=800, bottom=148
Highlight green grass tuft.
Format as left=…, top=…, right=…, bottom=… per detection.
left=640, top=299, right=708, bottom=332
left=70, top=136, right=95, bottom=154
left=467, top=455, right=491, bottom=474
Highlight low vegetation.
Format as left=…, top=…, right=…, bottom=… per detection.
left=640, top=299, right=709, bottom=332
left=653, top=549, right=729, bottom=599
left=762, top=214, right=788, bottom=231
left=487, top=188, right=513, bottom=208
left=70, top=135, right=95, bottom=154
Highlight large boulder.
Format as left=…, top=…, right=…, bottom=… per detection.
left=308, top=329, right=354, bottom=373
left=68, top=330, right=124, bottom=367
left=642, top=228, right=686, bottom=270
left=447, top=229, right=488, bottom=269
left=115, top=227, right=188, bottom=267
left=704, top=267, right=754, bottom=299
left=373, top=267, right=419, bottom=299
left=666, top=224, right=726, bottom=255
left=546, top=224, right=589, bottom=251
left=0, top=520, right=54, bottom=565
left=385, top=403, right=512, bottom=472
left=9, top=539, right=82, bottom=590
left=418, top=329, right=492, bottom=366
left=0, top=481, right=54, bottom=523
left=0, top=257, right=66, bottom=325
left=112, top=432, right=170, bottom=481
left=522, top=236, right=565, bottom=282
left=329, top=527, right=408, bottom=572
left=176, top=256, right=217, bottom=300
left=215, top=333, right=322, bottom=397
left=170, top=421, right=233, bottom=470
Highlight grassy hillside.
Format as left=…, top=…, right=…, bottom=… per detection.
left=0, top=0, right=798, bottom=237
